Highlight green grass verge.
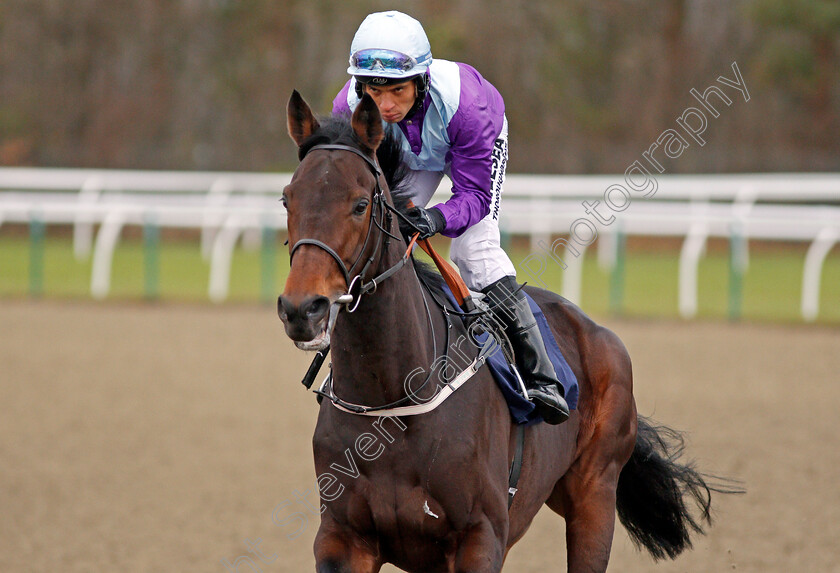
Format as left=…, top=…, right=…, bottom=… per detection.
left=0, top=235, right=291, bottom=303
left=1, top=234, right=838, bottom=324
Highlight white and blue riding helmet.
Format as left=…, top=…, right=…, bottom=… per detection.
left=348, top=11, right=433, bottom=88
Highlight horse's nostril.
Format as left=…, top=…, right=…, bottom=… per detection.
left=277, top=294, right=330, bottom=326
left=305, top=296, right=330, bottom=320
left=277, top=295, right=291, bottom=320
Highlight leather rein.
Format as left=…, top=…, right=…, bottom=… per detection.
left=288, top=143, right=458, bottom=414
left=288, top=143, right=415, bottom=313
left=286, top=142, right=526, bottom=506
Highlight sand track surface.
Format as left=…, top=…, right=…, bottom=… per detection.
left=1, top=300, right=838, bottom=572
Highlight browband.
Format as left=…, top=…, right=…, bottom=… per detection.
left=305, top=143, right=382, bottom=176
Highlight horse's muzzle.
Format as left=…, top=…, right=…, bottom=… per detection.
left=277, top=294, right=334, bottom=351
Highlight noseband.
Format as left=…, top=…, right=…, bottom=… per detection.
left=288, top=143, right=410, bottom=312
left=286, top=143, right=497, bottom=417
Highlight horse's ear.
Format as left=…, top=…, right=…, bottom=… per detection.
left=351, top=94, right=384, bottom=153
left=287, top=90, right=320, bottom=147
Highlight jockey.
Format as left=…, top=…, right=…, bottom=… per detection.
left=333, top=11, right=569, bottom=425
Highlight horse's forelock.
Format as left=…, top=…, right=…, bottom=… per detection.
left=297, top=116, right=359, bottom=161
left=297, top=114, right=410, bottom=198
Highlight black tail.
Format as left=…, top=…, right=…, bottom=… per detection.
left=615, top=416, right=743, bottom=560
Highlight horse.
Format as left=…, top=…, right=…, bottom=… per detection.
left=278, top=90, right=733, bottom=572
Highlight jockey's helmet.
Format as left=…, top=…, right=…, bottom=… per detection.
left=348, top=11, right=432, bottom=90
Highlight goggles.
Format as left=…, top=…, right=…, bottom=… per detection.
left=350, top=49, right=417, bottom=73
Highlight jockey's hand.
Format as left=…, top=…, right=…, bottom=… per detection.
left=399, top=206, right=446, bottom=240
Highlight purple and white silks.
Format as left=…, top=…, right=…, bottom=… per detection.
left=333, top=59, right=515, bottom=290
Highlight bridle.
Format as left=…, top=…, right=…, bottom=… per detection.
left=286, top=141, right=526, bottom=508
left=285, top=141, right=507, bottom=416
left=288, top=143, right=414, bottom=313
left=286, top=142, right=455, bottom=413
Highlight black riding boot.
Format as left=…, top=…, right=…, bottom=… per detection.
left=482, top=276, right=570, bottom=425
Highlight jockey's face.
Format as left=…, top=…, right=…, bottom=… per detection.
left=363, top=80, right=416, bottom=124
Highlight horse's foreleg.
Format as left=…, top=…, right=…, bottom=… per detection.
left=314, top=523, right=381, bottom=573
left=453, top=518, right=506, bottom=573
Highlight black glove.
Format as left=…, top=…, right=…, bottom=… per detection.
left=398, top=206, right=446, bottom=240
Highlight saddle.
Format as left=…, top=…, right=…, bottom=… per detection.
left=417, top=238, right=579, bottom=425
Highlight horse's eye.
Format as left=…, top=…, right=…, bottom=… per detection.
left=280, top=195, right=288, bottom=209
left=353, top=199, right=370, bottom=216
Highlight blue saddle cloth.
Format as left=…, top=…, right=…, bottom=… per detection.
left=440, top=285, right=579, bottom=425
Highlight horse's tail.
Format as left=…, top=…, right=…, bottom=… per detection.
left=615, top=415, right=742, bottom=560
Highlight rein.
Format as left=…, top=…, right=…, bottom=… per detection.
left=289, top=143, right=408, bottom=313
left=288, top=142, right=510, bottom=418
left=290, top=143, right=452, bottom=412
left=286, top=140, right=527, bottom=506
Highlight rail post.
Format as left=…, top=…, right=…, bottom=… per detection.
left=29, top=213, right=45, bottom=297
left=728, top=223, right=745, bottom=321
left=609, top=229, right=626, bottom=315
left=143, top=212, right=160, bottom=301
left=260, top=217, right=276, bottom=305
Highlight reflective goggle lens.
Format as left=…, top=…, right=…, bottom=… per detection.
left=350, top=49, right=416, bottom=73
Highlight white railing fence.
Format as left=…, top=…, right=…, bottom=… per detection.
left=0, top=167, right=837, bottom=320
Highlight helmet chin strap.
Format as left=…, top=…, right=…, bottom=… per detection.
left=406, top=79, right=427, bottom=118
left=415, top=70, right=429, bottom=100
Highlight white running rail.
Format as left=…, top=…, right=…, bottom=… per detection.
left=0, top=168, right=837, bottom=320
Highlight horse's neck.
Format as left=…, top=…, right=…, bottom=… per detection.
left=330, top=250, right=438, bottom=405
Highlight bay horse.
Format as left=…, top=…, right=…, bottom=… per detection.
left=278, top=90, right=732, bottom=572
